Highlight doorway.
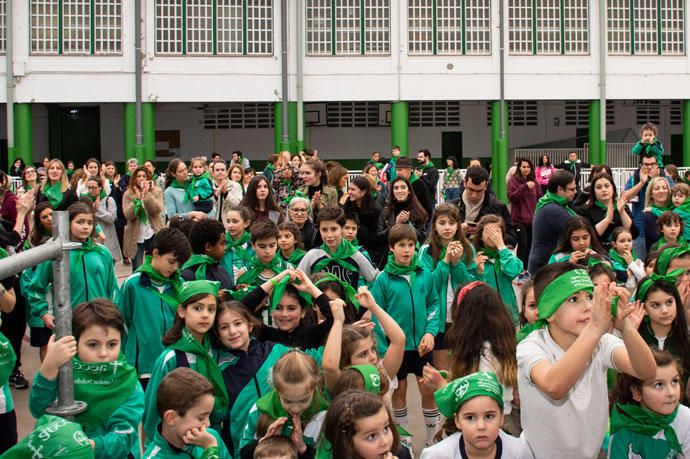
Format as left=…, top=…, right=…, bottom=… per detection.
left=441, top=131, right=462, bottom=166
left=48, top=105, right=101, bottom=166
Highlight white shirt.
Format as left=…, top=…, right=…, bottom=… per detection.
left=517, top=329, right=624, bottom=459
left=420, top=431, right=534, bottom=459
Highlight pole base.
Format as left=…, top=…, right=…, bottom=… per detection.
left=45, top=400, right=88, bottom=418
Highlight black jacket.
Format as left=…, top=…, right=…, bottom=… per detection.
left=419, top=166, right=440, bottom=201
left=450, top=192, right=518, bottom=247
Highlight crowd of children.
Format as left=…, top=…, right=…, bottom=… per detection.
left=2, top=130, right=690, bottom=459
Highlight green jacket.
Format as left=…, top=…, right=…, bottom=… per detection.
left=418, top=244, right=477, bottom=327
left=29, top=371, right=144, bottom=459
left=20, top=267, right=51, bottom=328
left=117, top=272, right=181, bottom=376
left=220, top=242, right=254, bottom=277
left=143, top=426, right=230, bottom=459
left=370, top=268, right=440, bottom=352
left=26, top=244, right=119, bottom=319
left=609, top=428, right=680, bottom=459
left=469, top=247, right=523, bottom=323
left=190, top=175, right=214, bottom=202
left=548, top=251, right=571, bottom=264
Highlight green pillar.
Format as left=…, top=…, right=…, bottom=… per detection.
left=274, top=102, right=301, bottom=154
left=12, top=104, right=32, bottom=164
left=124, top=103, right=136, bottom=161
left=288, top=102, right=298, bottom=154
left=683, top=100, right=690, bottom=167
left=125, top=103, right=154, bottom=163
left=490, top=100, right=509, bottom=202
left=391, top=101, right=409, bottom=156
left=142, top=103, right=155, bottom=162
left=296, top=103, right=307, bottom=153
left=588, top=100, right=601, bottom=165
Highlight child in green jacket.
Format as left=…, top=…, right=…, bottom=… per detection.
left=144, top=368, right=231, bottom=459
left=28, top=299, right=144, bottom=459
left=182, top=220, right=235, bottom=290
left=221, top=205, right=254, bottom=277
left=26, top=201, right=119, bottom=330
left=370, top=223, right=440, bottom=448
left=189, top=157, right=215, bottom=214
left=235, top=220, right=291, bottom=294
left=118, top=227, right=191, bottom=387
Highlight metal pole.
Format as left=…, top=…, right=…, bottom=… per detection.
left=5, top=0, right=14, bottom=158
left=296, top=0, right=304, bottom=152
left=134, top=0, right=143, bottom=147
left=0, top=242, right=62, bottom=280
left=599, top=0, right=607, bottom=163
left=280, top=0, right=289, bottom=149
left=498, top=0, right=506, bottom=139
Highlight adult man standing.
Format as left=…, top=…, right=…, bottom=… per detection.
left=556, top=151, right=590, bottom=190
left=230, top=150, right=251, bottom=169
left=527, top=169, right=578, bottom=274
left=394, top=156, right=434, bottom=218
left=416, top=149, right=439, bottom=202
left=211, top=160, right=242, bottom=222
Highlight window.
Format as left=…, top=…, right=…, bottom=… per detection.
left=306, top=0, right=389, bottom=56
left=670, top=100, right=681, bottom=126
left=635, top=100, right=661, bottom=125
left=608, top=0, right=684, bottom=55
left=0, top=0, right=6, bottom=53
left=509, top=0, right=589, bottom=55
left=31, top=0, right=122, bottom=55
left=155, top=0, right=273, bottom=55
left=408, top=0, right=491, bottom=55
left=203, top=103, right=274, bottom=129
left=565, top=100, right=615, bottom=125
left=326, top=102, right=379, bottom=127
left=409, top=101, right=461, bottom=127
left=485, top=101, right=539, bottom=126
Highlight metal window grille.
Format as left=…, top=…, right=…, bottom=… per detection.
left=408, top=0, right=434, bottom=54
left=326, top=102, right=379, bottom=127
left=365, top=0, right=389, bottom=54
left=606, top=100, right=615, bottom=125
left=535, top=0, right=561, bottom=54
left=204, top=103, right=274, bottom=129
left=608, top=0, right=683, bottom=55
left=465, top=0, right=491, bottom=54
left=0, top=0, right=6, bottom=53
left=635, top=100, right=661, bottom=125
left=563, top=0, right=588, bottom=54
left=156, top=0, right=184, bottom=54
left=511, top=0, right=589, bottom=55
left=634, top=0, right=657, bottom=55
left=670, top=100, right=682, bottom=125
left=305, top=0, right=332, bottom=55
left=564, top=100, right=589, bottom=126
left=32, top=0, right=61, bottom=54
left=509, top=0, right=533, bottom=54
left=437, top=0, right=462, bottom=55
left=63, top=0, right=91, bottom=54
left=607, top=0, right=630, bottom=54
left=204, top=107, right=231, bottom=129
left=509, top=101, right=539, bottom=126
left=217, top=0, right=243, bottom=54
left=660, top=0, right=684, bottom=55
left=409, top=101, right=461, bottom=127
left=186, top=0, right=213, bottom=55
left=335, top=0, right=361, bottom=55
left=94, top=0, right=121, bottom=53
left=246, top=0, right=273, bottom=54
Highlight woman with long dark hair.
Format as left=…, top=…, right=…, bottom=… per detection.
left=298, top=159, right=338, bottom=215
left=535, top=154, right=554, bottom=194
left=343, top=175, right=383, bottom=264
left=376, top=176, right=429, bottom=247
left=239, top=175, right=283, bottom=224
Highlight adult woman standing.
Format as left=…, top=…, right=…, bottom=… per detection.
left=286, top=196, right=319, bottom=250
left=228, top=164, right=245, bottom=196
left=271, top=160, right=303, bottom=210
left=16, top=166, right=40, bottom=199
left=123, top=167, right=164, bottom=271
left=299, top=159, right=338, bottom=216
left=442, top=156, right=462, bottom=201
left=327, top=164, right=349, bottom=206
left=163, top=158, right=208, bottom=221
left=376, top=176, right=429, bottom=247
left=362, top=163, right=387, bottom=205
left=575, top=173, right=636, bottom=247
left=36, top=159, right=77, bottom=211
left=9, top=158, right=25, bottom=177
left=113, top=158, right=139, bottom=265
left=76, top=157, right=110, bottom=196
left=507, top=158, right=541, bottom=263
left=643, top=176, right=673, bottom=251
left=535, top=154, right=555, bottom=194
left=84, top=175, right=121, bottom=263
left=239, top=175, right=283, bottom=224
left=343, top=175, right=383, bottom=265
left=144, top=160, right=165, bottom=189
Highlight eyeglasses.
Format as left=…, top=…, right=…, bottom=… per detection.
left=87, top=185, right=101, bottom=190
left=25, top=169, right=36, bottom=174
left=290, top=208, right=307, bottom=214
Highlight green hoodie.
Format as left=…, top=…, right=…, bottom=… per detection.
left=143, top=426, right=230, bottom=459
left=29, top=371, right=144, bottom=459
left=468, top=247, right=524, bottom=323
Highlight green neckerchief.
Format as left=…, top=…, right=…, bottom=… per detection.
left=269, top=275, right=314, bottom=312
left=74, top=238, right=105, bottom=266
left=79, top=189, right=107, bottom=202
left=536, top=190, right=576, bottom=215
left=282, top=247, right=306, bottom=266
left=72, top=355, right=138, bottom=431
left=256, top=387, right=329, bottom=427
left=1, top=415, right=94, bottom=459
left=225, top=231, right=252, bottom=261
left=135, top=255, right=183, bottom=308
left=610, top=403, right=681, bottom=454
left=188, top=171, right=213, bottom=201
left=181, top=254, right=219, bottom=281
left=314, top=273, right=360, bottom=310
left=238, top=254, right=287, bottom=286
left=132, top=198, right=148, bottom=225
left=169, top=179, right=189, bottom=200
left=656, top=235, right=688, bottom=248
left=0, top=331, right=16, bottom=387
left=650, top=204, right=672, bottom=218
left=656, top=246, right=690, bottom=275
left=419, top=161, right=435, bottom=172
left=480, top=247, right=502, bottom=276
left=516, top=269, right=594, bottom=342
left=42, top=182, right=64, bottom=208
left=409, top=173, right=420, bottom=184
left=265, top=163, right=275, bottom=171
left=608, top=247, right=637, bottom=272
left=384, top=252, right=420, bottom=285
left=312, top=239, right=359, bottom=274
left=635, top=271, right=684, bottom=301
left=169, top=328, right=229, bottom=412
left=350, top=365, right=381, bottom=394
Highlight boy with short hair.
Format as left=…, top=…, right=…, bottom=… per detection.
left=370, top=223, right=440, bottom=447
left=253, top=436, right=297, bottom=459
left=517, top=262, right=656, bottom=459
left=29, top=299, right=145, bottom=458
left=632, top=122, right=664, bottom=167
left=235, top=220, right=291, bottom=291
left=182, top=219, right=234, bottom=290
left=143, top=368, right=231, bottom=458
left=652, top=211, right=686, bottom=250
left=298, top=206, right=379, bottom=287
left=671, top=183, right=690, bottom=208
left=118, top=227, right=192, bottom=388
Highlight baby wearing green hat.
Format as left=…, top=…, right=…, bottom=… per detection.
left=516, top=262, right=656, bottom=459
left=420, top=372, right=532, bottom=458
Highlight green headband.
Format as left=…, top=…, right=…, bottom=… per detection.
left=314, top=273, right=360, bottom=310
left=635, top=270, right=684, bottom=302
left=656, top=246, right=690, bottom=276
left=516, top=269, right=594, bottom=342
left=179, top=280, right=220, bottom=304
left=434, top=371, right=504, bottom=419
left=269, top=276, right=313, bottom=312
left=350, top=364, right=381, bottom=394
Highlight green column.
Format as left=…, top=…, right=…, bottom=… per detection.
left=288, top=102, right=298, bottom=154
left=683, top=100, right=690, bottom=167
left=12, top=104, right=32, bottom=164
left=296, top=103, right=307, bottom=153
left=125, top=103, right=154, bottom=163
left=142, top=103, right=156, bottom=162
left=588, top=100, right=600, bottom=165
left=124, top=103, right=136, bottom=161
left=391, top=101, right=409, bottom=156
left=491, top=100, right=509, bottom=202
left=274, top=102, right=301, bottom=154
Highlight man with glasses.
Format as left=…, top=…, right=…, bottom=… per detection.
left=623, top=150, right=673, bottom=259
left=527, top=169, right=578, bottom=274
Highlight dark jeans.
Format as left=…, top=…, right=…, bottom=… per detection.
left=132, top=237, right=153, bottom=273
left=0, top=411, right=17, bottom=453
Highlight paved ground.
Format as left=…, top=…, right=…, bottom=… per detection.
left=10, top=262, right=428, bottom=454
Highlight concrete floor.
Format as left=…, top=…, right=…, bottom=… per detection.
left=10, top=262, right=428, bottom=455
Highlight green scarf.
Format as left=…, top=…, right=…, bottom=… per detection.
left=409, top=172, right=420, bottom=184
left=650, top=204, right=672, bottom=218
left=282, top=248, right=306, bottom=266
left=42, top=182, right=64, bottom=208
left=169, top=328, right=229, bottom=412
left=181, top=254, right=219, bottom=281
left=256, top=388, right=329, bottom=427
left=314, top=273, right=360, bottom=310
left=480, top=248, right=502, bottom=276
left=535, top=191, right=576, bottom=216
left=610, top=403, right=681, bottom=454
left=419, top=161, right=435, bottom=172
left=135, top=255, right=183, bottom=309
left=79, top=189, right=107, bottom=202
left=0, top=331, right=16, bottom=387
left=132, top=198, right=148, bottom=225
left=169, top=179, right=189, bottom=201
left=656, top=235, right=688, bottom=248
left=225, top=231, right=252, bottom=261
left=72, top=355, right=138, bottom=431
left=608, top=247, right=637, bottom=272
left=74, top=238, right=106, bottom=267
left=238, top=254, right=287, bottom=286
left=312, top=239, right=360, bottom=274
left=383, top=252, right=420, bottom=285
left=655, top=246, right=690, bottom=275
left=674, top=200, right=690, bottom=239
left=0, top=415, right=94, bottom=459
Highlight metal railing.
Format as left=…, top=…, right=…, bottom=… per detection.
left=512, top=143, right=638, bottom=168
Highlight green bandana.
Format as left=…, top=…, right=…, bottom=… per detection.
left=132, top=198, right=148, bottom=225
left=608, top=247, right=637, bottom=272
left=0, top=331, right=16, bottom=387
left=169, top=179, right=189, bottom=200
left=312, top=239, right=360, bottom=274
left=314, top=273, right=360, bottom=310
left=383, top=252, right=420, bottom=285
left=650, top=204, right=672, bottom=218
left=269, top=275, right=313, bottom=312
left=594, top=200, right=610, bottom=212
left=409, top=173, right=420, bottom=184
left=135, top=256, right=183, bottom=309
left=656, top=235, right=688, bottom=248
left=635, top=271, right=685, bottom=302
left=42, top=182, right=64, bottom=208
left=72, top=355, right=138, bottom=431
left=434, top=371, right=504, bottom=419
left=480, top=248, right=503, bottom=277
left=350, top=365, right=382, bottom=394
left=655, top=246, right=690, bottom=275
left=419, top=161, right=435, bottom=172
left=536, top=191, right=576, bottom=216
left=610, top=403, right=682, bottom=454
left=178, top=280, right=220, bottom=304
left=282, top=190, right=308, bottom=208
left=0, top=415, right=94, bottom=459
left=169, top=328, right=229, bottom=412
left=182, top=254, right=220, bottom=282
left=74, top=238, right=107, bottom=267
left=237, top=255, right=288, bottom=287
left=79, top=189, right=107, bottom=202
left=225, top=231, right=252, bottom=261
left=516, top=269, right=594, bottom=342
left=282, top=248, right=306, bottom=266
left=256, top=387, right=329, bottom=427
